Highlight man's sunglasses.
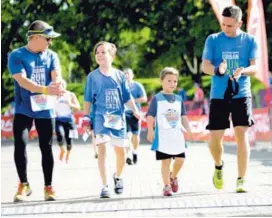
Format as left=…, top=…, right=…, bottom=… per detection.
left=45, top=37, right=52, bottom=42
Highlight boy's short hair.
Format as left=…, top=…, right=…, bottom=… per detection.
left=222, top=5, right=242, bottom=22
left=93, top=41, right=117, bottom=57
left=160, top=67, right=179, bottom=80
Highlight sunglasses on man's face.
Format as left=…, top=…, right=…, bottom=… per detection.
left=45, top=37, right=52, bottom=42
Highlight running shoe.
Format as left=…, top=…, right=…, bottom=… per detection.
left=100, top=186, right=110, bottom=198
left=44, top=186, right=56, bottom=201
left=163, top=185, right=172, bottom=196
left=14, top=183, right=32, bottom=202
left=213, top=168, right=224, bottom=190
left=236, top=178, right=247, bottom=193
left=113, top=173, right=124, bottom=194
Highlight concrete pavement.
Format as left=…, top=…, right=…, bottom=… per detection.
left=1, top=140, right=272, bottom=217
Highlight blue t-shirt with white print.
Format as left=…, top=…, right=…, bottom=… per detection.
left=202, top=31, right=258, bottom=99
left=84, top=68, right=131, bottom=137
left=8, top=47, right=61, bottom=118
left=125, top=81, right=146, bottom=116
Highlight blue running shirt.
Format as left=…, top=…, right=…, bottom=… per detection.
left=125, top=81, right=146, bottom=115
left=8, top=47, right=60, bottom=118
left=84, top=68, right=131, bottom=137
left=202, top=31, right=258, bottom=99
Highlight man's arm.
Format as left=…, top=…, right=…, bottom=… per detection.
left=241, top=59, right=257, bottom=76
left=201, top=59, right=216, bottom=76
left=13, top=72, right=46, bottom=94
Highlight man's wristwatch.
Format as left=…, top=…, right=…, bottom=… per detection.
left=214, top=67, right=224, bottom=76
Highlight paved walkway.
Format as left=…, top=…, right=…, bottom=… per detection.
left=1, top=141, right=272, bottom=217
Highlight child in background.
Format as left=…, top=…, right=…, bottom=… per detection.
left=55, top=80, right=80, bottom=163
left=146, top=67, right=192, bottom=196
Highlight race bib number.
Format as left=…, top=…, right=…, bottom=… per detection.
left=103, top=114, right=123, bottom=130
left=30, top=95, right=56, bottom=112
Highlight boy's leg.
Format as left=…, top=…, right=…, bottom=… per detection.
left=171, top=157, right=185, bottom=178
left=114, top=146, right=125, bottom=177
left=97, top=143, right=107, bottom=185
left=161, top=159, right=171, bottom=186
left=171, top=156, right=185, bottom=193
left=112, top=137, right=127, bottom=194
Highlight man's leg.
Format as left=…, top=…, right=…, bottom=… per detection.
left=13, top=114, right=33, bottom=202
left=208, top=130, right=225, bottom=166
left=231, top=97, right=254, bottom=192
left=35, top=118, right=56, bottom=201
left=234, top=126, right=250, bottom=178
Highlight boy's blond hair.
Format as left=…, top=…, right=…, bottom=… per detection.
left=93, top=41, right=117, bottom=57
left=160, top=67, right=179, bottom=80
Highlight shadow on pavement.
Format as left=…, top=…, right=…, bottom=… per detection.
left=1, top=191, right=219, bottom=207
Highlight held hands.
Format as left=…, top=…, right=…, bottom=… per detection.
left=82, top=115, right=92, bottom=132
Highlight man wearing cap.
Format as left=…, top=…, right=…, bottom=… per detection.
left=8, top=20, right=64, bottom=202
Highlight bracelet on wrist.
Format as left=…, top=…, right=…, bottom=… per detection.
left=42, top=87, right=48, bottom=95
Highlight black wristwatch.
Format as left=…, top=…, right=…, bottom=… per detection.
left=214, top=67, right=224, bottom=77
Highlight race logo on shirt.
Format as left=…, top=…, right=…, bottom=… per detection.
left=105, top=89, right=119, bottom=110
left=31, top=66, right=46, bottom=85
left=163, top=109, right=179, bottom=128
left=222, top=52, right=240, bottom=75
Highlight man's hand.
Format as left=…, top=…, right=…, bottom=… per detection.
left=47, top=82, right=65, bottom=96
left=82, top=115, right=92, bottom=132
left=232, top=67, right=244, bottom=80
left=218, top=59, right=227, bottom=75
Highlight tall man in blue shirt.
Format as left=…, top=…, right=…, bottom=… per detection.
left=201, top=6, right=258, bottom=193
left=8, top=20, right=64, bottom=202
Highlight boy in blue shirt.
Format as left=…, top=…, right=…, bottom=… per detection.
left=123, top=68, right=147, bottom=165
left=201, top=6, right=259, bottom=193
left=8, top=20, right=64, bottom=202
left=82, top=41, right=140, bottom=198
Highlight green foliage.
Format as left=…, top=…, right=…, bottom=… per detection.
left=1, top=0, right=271, bottom=109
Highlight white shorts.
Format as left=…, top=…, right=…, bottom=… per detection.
left=95, top=134, right=128, bottom=147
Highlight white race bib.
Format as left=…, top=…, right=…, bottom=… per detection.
left=30, top=95, right=56, bottom=112
left=103, top=114, right=123, bottom=130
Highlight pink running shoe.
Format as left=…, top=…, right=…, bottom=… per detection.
left=163, top=185, right=172, bottom=196
left=170, top=177, right=179, bottom=193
